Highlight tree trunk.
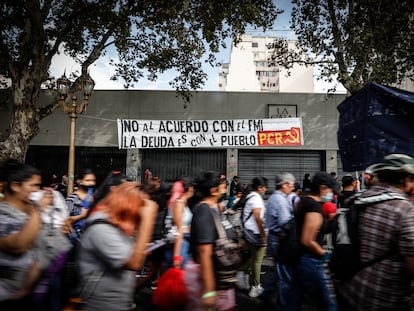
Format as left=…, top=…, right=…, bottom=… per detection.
left=0, top=77, right=42, bottom=162
left=0, top=107, right=41, bottom=162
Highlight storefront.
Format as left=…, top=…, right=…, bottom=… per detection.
left=15, top=89, right=346, bottom=186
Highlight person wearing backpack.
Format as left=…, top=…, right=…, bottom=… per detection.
left=286, top=171, right=338, bottom=311
left=239, top=177, right=268, bottom=298
left=76, top=182, right=158, bottom=311
left=337, top=154, right=414, bottom=311
left=262, top=172, right=297, bottom=309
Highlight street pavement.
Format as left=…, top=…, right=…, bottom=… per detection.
left=133, top=257, right=277, bottom=311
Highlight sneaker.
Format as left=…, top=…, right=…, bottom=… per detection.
left=150, top=280, right=158, bottom=291
left=248, top=285, right=264, bottom=298
left=235, top=271, right=250, bottom=290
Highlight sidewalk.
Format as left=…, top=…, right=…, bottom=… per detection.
left=134, top=281, right=272, bottom=311
left=133, top=257, right=276, bottom=311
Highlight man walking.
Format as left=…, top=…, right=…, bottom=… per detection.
left=339, top=154, right=414, bottom=310
left=263, top=172, right=298, bottom=310
left=337, top=174, right=360, bottom=208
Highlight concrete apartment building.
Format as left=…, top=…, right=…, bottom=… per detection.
left=219, top=34, right=314, bottom=93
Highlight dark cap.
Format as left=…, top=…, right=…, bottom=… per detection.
left=373, top=153, right=414, bottom=175
left=365, top=163, right=381, bottom=175
left=341, top=174, right=355, bottom=187
left=312, top=171, right=340, bottom=194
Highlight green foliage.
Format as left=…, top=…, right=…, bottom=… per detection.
left=0, top=0, right=278, bottom=160
left=0, top=0, right=278, bottom=95
left=268, top=0, right=414, bottom=94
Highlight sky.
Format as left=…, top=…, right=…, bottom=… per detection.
left=49, top=1, right=346, bottom=93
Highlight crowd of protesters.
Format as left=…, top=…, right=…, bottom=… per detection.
left=0, top=153, right=413, bottom=311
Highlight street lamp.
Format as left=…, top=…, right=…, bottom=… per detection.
left=57, top=72, right=95, bottom=195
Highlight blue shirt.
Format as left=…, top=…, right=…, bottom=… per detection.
left=265, top=190, right=296, bottom=234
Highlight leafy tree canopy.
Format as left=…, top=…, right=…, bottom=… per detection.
left=0, top=0, right=279, bottom=161
left=268, top=0, right=414, bottom=94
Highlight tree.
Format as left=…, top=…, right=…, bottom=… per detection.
left=268, top=0, right=414, bottom=94
left=0, top=0, right=279, bottom=162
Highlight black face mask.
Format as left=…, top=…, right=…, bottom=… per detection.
left=406, top=187, right=413, bottom=197
left=79, top=184, right=94, bottom=191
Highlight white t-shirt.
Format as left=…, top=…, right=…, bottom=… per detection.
left=243, top=191, right=265, bottom=234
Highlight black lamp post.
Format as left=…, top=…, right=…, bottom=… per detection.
left=57, top=72, right=95, bottom=194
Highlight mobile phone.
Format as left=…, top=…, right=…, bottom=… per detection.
left=145, top=240, right=166, bottom=252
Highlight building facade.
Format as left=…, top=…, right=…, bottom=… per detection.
left=0, top=89, right=347, bottom=189
left=219, top=34, right=314, bottom=93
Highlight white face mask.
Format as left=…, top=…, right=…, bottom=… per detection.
left=321, top=191, right=334, bottom=202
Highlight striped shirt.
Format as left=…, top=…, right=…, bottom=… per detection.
left=340, top=185, right=414, bottom=310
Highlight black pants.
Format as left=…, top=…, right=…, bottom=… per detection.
left=0, top=296, right=33, bottom=311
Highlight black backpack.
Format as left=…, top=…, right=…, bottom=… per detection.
left=275, top=216, right=301, bottom=265
left=225, top=193, right=252, bottom=239
left=329, top=191, right=407, bottom=281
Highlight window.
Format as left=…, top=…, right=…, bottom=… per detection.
left=252, top=42, right=258, bottom=48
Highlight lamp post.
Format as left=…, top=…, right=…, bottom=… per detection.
left=57, top=72, right=95, bottom=195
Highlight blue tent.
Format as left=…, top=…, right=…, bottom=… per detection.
left=337, top=82, right=414, bottom=172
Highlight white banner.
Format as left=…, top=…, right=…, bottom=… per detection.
left=117, top=118, right=303, bottom=149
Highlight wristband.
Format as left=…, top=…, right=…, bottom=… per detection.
left=201, top=291, right=217, bottom=299
left=173, top=256, right=182, bottom=262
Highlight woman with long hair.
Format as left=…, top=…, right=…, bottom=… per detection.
left=287, top=171, right=338, bottom=310
left=77, top=182, right=157, bottom=311
left=0, top=160, right=43, bottom=308
left=172, top=176, right=195, bottom=268
left=138, top=177, right=173, bottom=291
left=189, top=171, right=237, bottom=311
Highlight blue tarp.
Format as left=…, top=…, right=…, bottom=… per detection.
left=337, top=82, right=414, bottom=171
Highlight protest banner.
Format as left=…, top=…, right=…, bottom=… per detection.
left=117, top=118, right=303, bottom=149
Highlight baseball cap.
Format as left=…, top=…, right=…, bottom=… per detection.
left=373, top=153, right=414, bottom=175
left=312, top=171, right=340, bottom=194
left=365, top=163, right=381, bottom=175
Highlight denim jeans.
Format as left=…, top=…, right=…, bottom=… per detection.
left=263, top=233, right=278, bottom=298
left=227, top=195, right=236, bottom=210
left=263, top=233, right=293, bottom=311
left=286, top=252, right=337, bottom=311
left=164, top=234, right=191, bottom=268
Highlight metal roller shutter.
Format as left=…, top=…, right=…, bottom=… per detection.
left=238, top=150, right=323, bottom=190
left=141, top=149, right=226, bottom=182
